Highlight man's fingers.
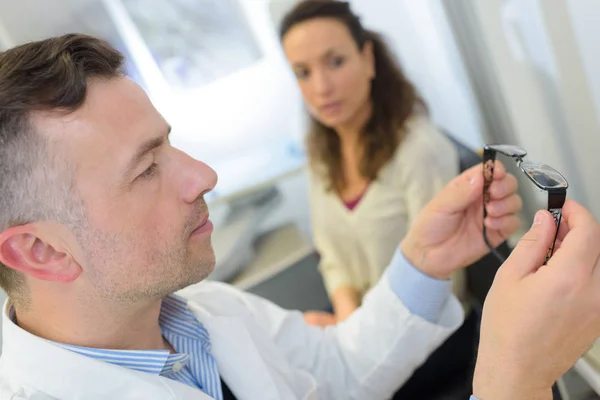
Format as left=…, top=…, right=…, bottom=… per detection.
left=461, top=160, right=507, bottom=186
left=484, top=215, right=520, bottom=237
left=433, top=161, right=510, bottom=214
left=560, top=200, right=596, bottom=232
left=556, top=216, right=570, bottom=243
left=490, top=160, right=507, bottom=180
left=488, top=173, right=518, bottom=200
left=431, top=164, right=483, bottom=213
left=550, top=201, right=600, bottom=275
left=552, top=238, right=564, bottom=253
left=485, top=194, right=522, bottom=217
left=484, top=215, right=520, bottom=249
left=501, top=211, right=556, bottom=278
left=554, top=226, right=600, bottom=279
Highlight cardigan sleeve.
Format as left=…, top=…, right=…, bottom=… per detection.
left=395, top=120, right=460, bottom=227
left=309, top=170, right=357, bottom=297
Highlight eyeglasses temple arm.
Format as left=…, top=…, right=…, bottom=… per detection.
left=482, top=148, right=506, bottom=263
left=545, top=189, right=567, bottom=264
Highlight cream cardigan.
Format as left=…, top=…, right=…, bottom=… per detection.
left=310, top=116, right=465, bottom=301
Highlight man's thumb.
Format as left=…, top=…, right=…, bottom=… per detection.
left=503, top=211, right=556, bottom=277
left=433, top=170, right=483, bottom=213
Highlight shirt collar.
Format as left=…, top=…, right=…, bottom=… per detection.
left=1, top=300, right=177, bottom=399
left=7, top=294, right=200, bottom=376
left=160, top=294, right=211, bottom=344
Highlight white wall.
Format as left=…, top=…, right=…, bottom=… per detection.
left=159, top=55, right=305, bottom=166
left=540, top=1, right=600, bottom=217
left=466, top=0, right=600, bottom=219
left=0, top=0, right=98, bottom=43
left=0, top=19, right=14, bottom=50
left=140, top=0, right=307, bottom=164
left=567, top=0, right=600, bottom=122
left=350, top=0, right=485, bottom=149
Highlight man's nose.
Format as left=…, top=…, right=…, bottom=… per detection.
left=179, top=153, right=218, bottom=204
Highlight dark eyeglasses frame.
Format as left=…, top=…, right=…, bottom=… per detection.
left=483, top=144, right=568, bottom=264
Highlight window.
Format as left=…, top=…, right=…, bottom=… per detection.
left=120, top=0, right=262, bottom=89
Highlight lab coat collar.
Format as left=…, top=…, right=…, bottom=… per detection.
left=186, top=300, right=283, bottom=400
left=0, top=300, right=210, bottom=400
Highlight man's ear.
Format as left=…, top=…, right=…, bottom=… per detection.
left=0, top=224, right=81, bottom=283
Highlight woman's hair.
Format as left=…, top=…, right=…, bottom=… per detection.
left=280, top=0, right=424, bottom=191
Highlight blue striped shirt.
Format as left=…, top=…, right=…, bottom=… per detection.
left=10, top=295, right=223, bottom=399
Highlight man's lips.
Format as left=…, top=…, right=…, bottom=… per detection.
left=190, top=214, right=213, bottom=236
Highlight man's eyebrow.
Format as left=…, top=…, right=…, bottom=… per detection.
left=125, top=125, right=171, bottom=177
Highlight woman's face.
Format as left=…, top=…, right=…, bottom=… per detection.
left=283, top=18, right=375, bottom=129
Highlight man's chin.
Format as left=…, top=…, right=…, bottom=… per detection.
left=168, top=270, right=212, bottom=295
left=183, top=257, right=216, bottom=287
left=196, top=260, right=216, bottom=283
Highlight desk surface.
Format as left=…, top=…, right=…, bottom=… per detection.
left=231, top=223, right=330, bottom=312
left=231, top=223, right=314, bottom=290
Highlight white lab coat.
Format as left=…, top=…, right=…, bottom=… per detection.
left=0, top=273, right=463, bottom=400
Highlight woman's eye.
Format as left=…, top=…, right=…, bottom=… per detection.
left=330, top=56, right=344, bottom=68
left=295, top=69, right=309, bottom=80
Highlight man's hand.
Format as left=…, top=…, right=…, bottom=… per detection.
left=401, top=161, right=521, bottom=279
left=474, top=201, right=600, bottom=400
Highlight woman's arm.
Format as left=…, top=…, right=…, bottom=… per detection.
left=398, top=124, right=460, bottom=226
left=304, top=285, right=360, bottom=327
left=331, top=285, right=361, bottom=322
left=306, top=170, right=359, bottom=325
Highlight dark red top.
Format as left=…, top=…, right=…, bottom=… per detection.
left=343, top=187, right=368, bottom=210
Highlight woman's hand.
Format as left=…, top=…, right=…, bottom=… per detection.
left=304, top=286, right=361, bottom=327
left=304, top=311, right=337, bottom=327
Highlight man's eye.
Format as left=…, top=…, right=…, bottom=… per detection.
left=139, top=163, right=158, bottom=179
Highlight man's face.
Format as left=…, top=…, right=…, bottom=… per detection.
left=38, top=77, right=218, bottom=303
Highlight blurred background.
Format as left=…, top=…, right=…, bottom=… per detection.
left=1, top=0, right=599, bottom=398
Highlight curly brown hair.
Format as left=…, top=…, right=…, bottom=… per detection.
left=280, top=0, right=424, bottom=192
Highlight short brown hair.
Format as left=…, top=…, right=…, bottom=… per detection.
left=280, top=0, right=424, bottom=191
left=0, top=34, right=125, bottom=303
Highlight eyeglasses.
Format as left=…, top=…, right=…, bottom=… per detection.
left=483, top=144, right=568, bottom=264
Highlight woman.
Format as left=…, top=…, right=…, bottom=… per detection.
left=280, top=0, right=465, bottom=326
